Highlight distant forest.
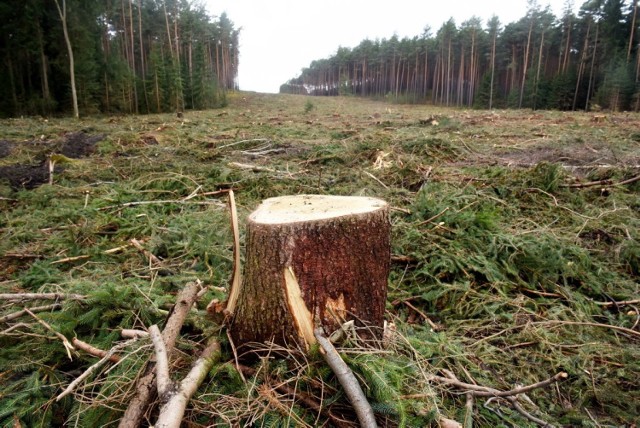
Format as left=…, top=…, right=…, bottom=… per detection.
left=280, top=0, right=640, bottom=112
left=0, top=0, right=239, bottom=118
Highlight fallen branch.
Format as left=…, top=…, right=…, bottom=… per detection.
left=56, top=339, right=136, bottom=401
left=314, top=328, right=377, bottom=428
left=430, top=371, right=567, bottom=427
left=592, top=298, right=640, bottom=307
left=0, top=303, right=62, bottom=323
left=0, top=293, right=85, bottom=302
left=150, top=325, right=221, bottom=428
left=130, top=238, right=161, bottom=265
left=24, top=308, right=74, bottom=360
left=430, top=372, right=568, bottom=398
left=121, top=329, right=149, bottom=339
left=50, top=255, right=91, bottom=264
left=561, top=174, right=640, bottom=189
left=72, top=337, right=121, bottom=363
left=118, top=280, right=203, bottom=428
left=228, top=162, right=301, bottom=178
left=363, top=170, right=389, bottom=189
left=99, top=199, right=225, bottom=211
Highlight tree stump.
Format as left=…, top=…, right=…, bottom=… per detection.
left=229, top=194, right=390, bottom=350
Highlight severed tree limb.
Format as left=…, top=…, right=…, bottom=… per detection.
left=0, top=304, right=62, bottom=323
left=429, top=372, right=568, bottom=398
left=56, top=339, right=136, bottom=401
left=0, top=293, right=85, bottom=302
left=314, top=328, right=377, bottom=428
left=430, top=371, right=567, bottom=428
left=24, top=308, right=74, bottom=360
left=130, top=238, right=161, bottom=265
left=118, top=280, right=202, bottom=428
left=72, top=337, right=121, bottom=363
left=149, top=325, right=221, bottom=428
left=121, top=329, right=149, bottom=339
left=561, top=174, right=640, bottom=189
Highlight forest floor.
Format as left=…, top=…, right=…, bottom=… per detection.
left=1, top=92, right=639, bottom=427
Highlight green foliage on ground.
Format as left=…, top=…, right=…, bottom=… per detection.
left=1, top=93, right=639, bottom=427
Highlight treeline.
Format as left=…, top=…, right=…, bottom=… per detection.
left=281, top=0, right=640, bottom=111
left=0, top=0, right=239, bottom=118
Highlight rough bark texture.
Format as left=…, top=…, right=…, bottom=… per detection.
left=230, top=195, right=390, bottom=349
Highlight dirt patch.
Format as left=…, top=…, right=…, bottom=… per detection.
left=0, top=140, right=12, bottom=158
left=453, top=141, right=640, bottom=177
left=0, top=132, right=103, bottom=190
left=496, top=143, right=636, bottom=168
left=57, top=131, right=105, bottom=158
left=0, top=162, right=53, bottom=189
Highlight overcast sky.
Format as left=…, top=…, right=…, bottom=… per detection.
left=203, top=0, right=578, bottom=93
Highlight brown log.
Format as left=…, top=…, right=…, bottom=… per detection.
left=230, top=195, right=390, bottom=349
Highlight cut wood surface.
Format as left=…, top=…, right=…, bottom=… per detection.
left=230, top=194, right=390, bottom=349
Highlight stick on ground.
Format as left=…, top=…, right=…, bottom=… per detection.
left=314, top=328, right=377, bottom=428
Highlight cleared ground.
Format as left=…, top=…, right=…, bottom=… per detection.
left=1, top=93, right=639, bottom=427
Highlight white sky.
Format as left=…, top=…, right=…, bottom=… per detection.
left=203, top=0, right=578, bottom=93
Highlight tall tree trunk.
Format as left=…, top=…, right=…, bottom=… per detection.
left=533, top=29, right=546, bottom=110
left=585, top=23, right=599, bottom=111
left=489, top=31, right=497, bottom=109
left=519, top=17, right=534, bottom=108
left=37, top=24, right=51, bottom=106
left=629, top=0, right=638, bottom=63
left=128, top=0, right=138, bottom=113
left=54, top=0, right=79, bottom=119
left=137, top=0, right=149, bottom=113
left=573, top=19, right=591, bottom=111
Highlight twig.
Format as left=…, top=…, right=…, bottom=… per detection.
left=416, top=207, right=450, bottom=226
left=401, top=300, right=439, bottom=331
left=592, top=298, right=640, bottom=307
left=99, top=199, right=225, bottom=211
left=24, top=308, right=74, bottom=360
left=217, top=138, right=270, bottom=150
left=314, top=328, right=377, bottom=428
left=0, top=293, right=85, bottom=301
left=472, top=319, right=640, bottom=346
left=0, top=304, right=62, bottom=323
left=430, top=372, right=568, bottom=398
left=363, top=170, right=389, bottom=189
left=56, top=339, right=136, bottom=401
left=130, top=238, right=161, bottom=265
left=71, top=337, right=121, bottom=363
left=561, top=174, right=640, bottom=189
left=51, top=255, right=90, bottom=264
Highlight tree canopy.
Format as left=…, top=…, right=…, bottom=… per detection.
left=0, top=0, right=239, bottom=117
left=281, top=0, right=640, bottom=111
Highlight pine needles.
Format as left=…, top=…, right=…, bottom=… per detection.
left=1, top=94, right=639, bottom=426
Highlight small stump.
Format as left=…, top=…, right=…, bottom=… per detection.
left=230, top=194, right=390, bottom=350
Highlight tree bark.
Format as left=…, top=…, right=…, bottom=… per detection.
left=230, top=195, right=390, bottom=350
left=54, top=0, right=79, bottom=119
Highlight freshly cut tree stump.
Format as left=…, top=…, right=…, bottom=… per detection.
left=230, top=194, right=390, bottom=350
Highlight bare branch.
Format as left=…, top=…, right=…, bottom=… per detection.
left=0, top=304, right=62, bottom=323
left=314, top=328, right=377, bottom=428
